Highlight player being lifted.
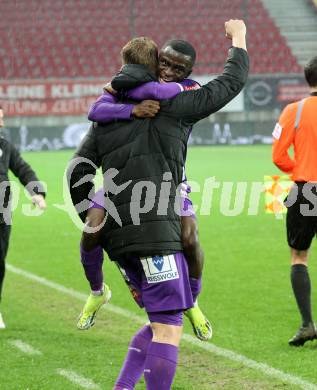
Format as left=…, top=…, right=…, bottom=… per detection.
left=68, top=20, right=248, bottom=389
left=76, top=39, right=211, bottom=341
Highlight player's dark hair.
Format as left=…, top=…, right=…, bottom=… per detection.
left=161, top=39, right=196, bottom=64
left=121, top=37, right=158, bottom=75
left=304, top=56, right=317, bottom=87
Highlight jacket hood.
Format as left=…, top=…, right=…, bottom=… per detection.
left=111, top=64, right=157, bottom=91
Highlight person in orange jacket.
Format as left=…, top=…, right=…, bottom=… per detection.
left=272, top=56, right=317, bottom=346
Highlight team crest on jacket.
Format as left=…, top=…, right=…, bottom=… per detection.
left=183, top=83, right=200, bottom=91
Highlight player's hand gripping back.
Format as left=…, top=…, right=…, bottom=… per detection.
left=132, top=100, right=160, bottom=118
left=225, top=19, right=247, bottom=50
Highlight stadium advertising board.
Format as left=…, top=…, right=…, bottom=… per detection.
left=0, top=79, right=105, bottom=116
left=3, top=119, right=275, bottom=152
left=191, top=119, right=274, bottom=145
left=245, top=75, right=309, bottom=110
left=2, top=123, right=91, bottom=151
left=1, top=77, right=245, bottom=116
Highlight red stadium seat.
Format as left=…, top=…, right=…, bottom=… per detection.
left=0, top=0, right=300, bottom=78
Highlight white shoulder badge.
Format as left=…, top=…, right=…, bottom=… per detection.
left=272, top=123, right=283, bottom=140
left=0, top=148, right=3, bottom=158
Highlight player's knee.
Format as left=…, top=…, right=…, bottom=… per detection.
left=85, top=209, right=105, bottom=229
left=149, top=311, right=183, bottom=346
left=290, top=248, right=309, bottom=265
left=151, top=323, right=183, bottom=346
left=81, top=212, right=104, bottom=251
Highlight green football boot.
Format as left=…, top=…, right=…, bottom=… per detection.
left=184, top=302, right=212, bottom=341
left=77, top=284, right=111, bottom=330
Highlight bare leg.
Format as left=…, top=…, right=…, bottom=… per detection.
left=181, top=216, right=204, bottom=279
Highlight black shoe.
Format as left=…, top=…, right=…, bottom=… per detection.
left=288, top=323, right=317, bottom=346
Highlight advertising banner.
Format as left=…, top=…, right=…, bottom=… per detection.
left=245, top=76, right=309, bottom=110
left=0, top=79, right=105, bottom=116
left=2, top=118, right=276, bottom=152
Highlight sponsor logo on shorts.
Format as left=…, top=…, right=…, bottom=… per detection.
left=141, top=255, right=179, bottom=284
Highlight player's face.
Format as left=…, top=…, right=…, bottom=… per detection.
left=159, top=46, right=193, bottom=82
left=0, top=110, right=4, bottom=128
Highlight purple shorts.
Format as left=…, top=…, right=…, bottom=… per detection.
left=89, top=189, right=104, bottom=209
left=116, top=252, right=193, bottom=318
left=90, top=188, right=196, bottom=218
left=181, top=197, right=196, bottom=218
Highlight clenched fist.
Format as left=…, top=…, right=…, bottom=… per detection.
left=224, top=19, right=247, bottom=50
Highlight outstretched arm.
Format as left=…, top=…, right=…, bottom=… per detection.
left=9, top=143, right=46, bottom=198
left=160, top=20, right=249, bottom=126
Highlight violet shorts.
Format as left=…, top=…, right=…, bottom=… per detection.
left=89, top=189, right=104, bottom=210
left=116, top=252, right=193, bottom=324
left=181, top=197, right=196, bottom=218
left=90, top=188, right=196, bottom=218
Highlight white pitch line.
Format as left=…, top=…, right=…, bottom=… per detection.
left=7, top=263, right=317, bottom=390
left=57, top=369, right=100, bottom=389
left=182, top=334, right=317, bottom=390
left=8, top=339, right=42, bottom=356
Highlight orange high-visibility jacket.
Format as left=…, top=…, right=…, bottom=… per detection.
left=272, top=94, right=317, bottom=182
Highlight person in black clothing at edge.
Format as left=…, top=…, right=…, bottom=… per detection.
left=68, top=20, right=248, bottom=390
left=0, top=106, right=47, bottom=329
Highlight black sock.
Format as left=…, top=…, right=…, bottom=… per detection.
left=291, top=264, right=313, bottom=327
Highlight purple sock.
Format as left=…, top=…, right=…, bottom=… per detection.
left=115, top=325, right=153, bottom=389
left=144, top=342, right=178, bottom=390
left=80, top=245, right=104, bottom=292
left=189, top=276, right=202, bottom=303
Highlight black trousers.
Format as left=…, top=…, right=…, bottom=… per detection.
left=0, top=224, right=11, bottom=302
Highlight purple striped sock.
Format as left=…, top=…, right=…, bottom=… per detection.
left=115, top=325, right=153, bottom=389
left=144, top=342, right=178, bottom=390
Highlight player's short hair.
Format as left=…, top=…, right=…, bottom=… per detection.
left=304, top=56, right=317, bottom=87
left=161, top=39, right=196, bottom=64
left=121, top=37, right=158, bottom=73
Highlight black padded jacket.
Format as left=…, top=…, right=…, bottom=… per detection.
left=68, top=47, right=249, bottom=260
left=0, top=137, right=46, bottom=224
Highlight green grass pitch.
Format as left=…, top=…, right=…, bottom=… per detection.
left=1, top=145, right=317, bottom=389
